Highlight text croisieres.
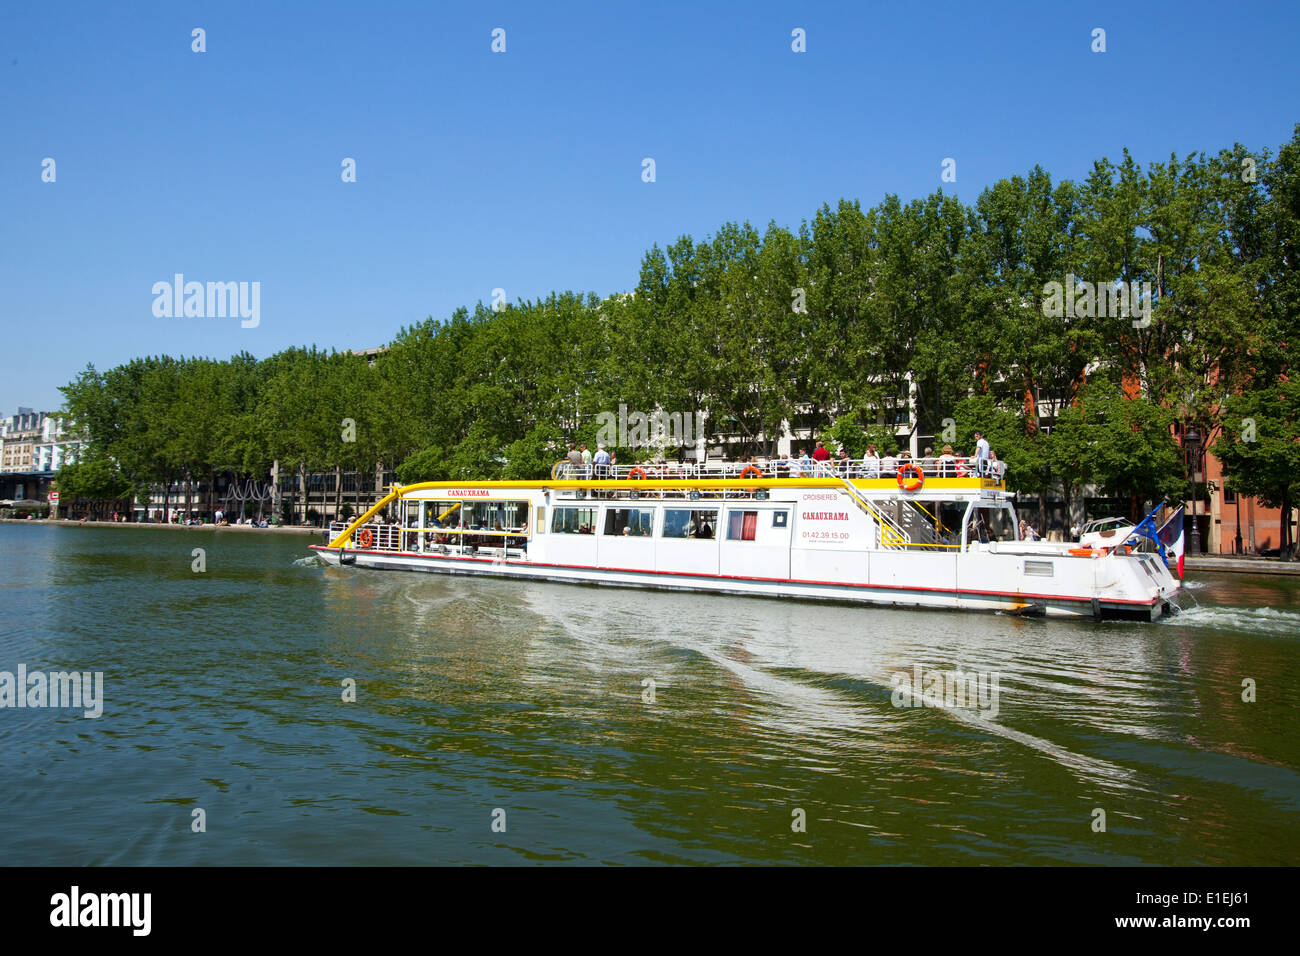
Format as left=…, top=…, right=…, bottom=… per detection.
left=801, top=511, right=849, bottom=521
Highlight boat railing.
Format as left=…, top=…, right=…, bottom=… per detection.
left=330, top=520, right=403, bottom=551
left=828, top=473, right=910, bottom=550
left=551, top=456, right=1005, bottom=483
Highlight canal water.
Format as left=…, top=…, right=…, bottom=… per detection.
left=2, top=523, right=1297, bottom=865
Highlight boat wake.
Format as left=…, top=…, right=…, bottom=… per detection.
left=1160, top=603, right=1300, bottom=637
left=886, top=680, right=1139, bottom=791
left=532, top=590, right=1142, bottom=792
left=292, top=554, right=326, bottom=568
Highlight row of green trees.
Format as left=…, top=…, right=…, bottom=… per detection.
left=59, top=126, right=1299, bottom=542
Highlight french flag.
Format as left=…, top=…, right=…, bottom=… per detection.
left=1157, top=506, right=1186, bottom=578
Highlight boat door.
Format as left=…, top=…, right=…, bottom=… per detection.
left=719, top=504, right=792, bottom=580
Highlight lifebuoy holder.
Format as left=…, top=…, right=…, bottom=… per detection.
left=357, top=528, right=374, bottom=548
left=896, top=463, right=924, bottom=492
left=739, top=465, right=763, bottom=479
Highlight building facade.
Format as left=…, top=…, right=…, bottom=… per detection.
left=1, top=408, right=86, bottom=505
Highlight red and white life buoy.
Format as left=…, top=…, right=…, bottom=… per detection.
left=896, top=463, right=924, bottom=492
left=357, top=528, right=374, bottom=548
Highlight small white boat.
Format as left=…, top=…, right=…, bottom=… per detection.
left=310, top=458, right=1181, bottom=620
left=1078, top=517, right=1136, bottom=550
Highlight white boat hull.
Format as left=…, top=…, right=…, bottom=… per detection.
left=311, top=543, right=1174, bottom=620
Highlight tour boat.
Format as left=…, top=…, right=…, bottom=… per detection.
left=309, top=459, right=1182, bottom=620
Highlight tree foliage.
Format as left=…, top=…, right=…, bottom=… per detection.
left=58, top=127, right=1300, bottom=542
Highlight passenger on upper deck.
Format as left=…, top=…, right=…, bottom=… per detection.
left=813, top=441, right=830, bottom=463
left=988, top=450, right=1005, bottom=480
left=939, top=444, right=956, bottom=476
left=974, top=431, right=991, bottom=476
left=863, top=444, right=880, bottom=478
left=835, top=447, right=851, bottom=476
left=566, top=444, right=583, bottom=477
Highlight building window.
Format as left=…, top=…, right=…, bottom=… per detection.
left=1223, top=487, right=1237, bottom=505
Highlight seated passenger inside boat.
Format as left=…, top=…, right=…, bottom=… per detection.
left=662, top=508, right=718, bottom=539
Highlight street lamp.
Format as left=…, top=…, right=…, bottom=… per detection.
left=1234, top=485, right=1243, bottom=555
left=1183, top=425, right=1202, bottom=556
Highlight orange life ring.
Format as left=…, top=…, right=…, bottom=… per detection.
left=357, top=528, right=374, bottom=548
left=627, top=467, right=648, bottom=480
left=739, top=465, right=763, bottom=479
left=896, top=463, right=924, bottom=491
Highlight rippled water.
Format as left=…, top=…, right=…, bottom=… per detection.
left=1, top=523, right=1297, bottom=865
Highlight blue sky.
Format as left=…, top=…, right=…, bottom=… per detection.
left=2, top=0, right=1297, bottom=414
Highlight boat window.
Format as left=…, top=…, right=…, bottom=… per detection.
left=970, top=506, right=1016, bottom=543
left=425, top=500, right=463, bottom=528
left=933, top=501, right=965, bottom=545
left=727, top=510, right=759, bottom=541
left=662, top=509, right=718, bottom=539
left=603, top=508, right=655, bottom=537
left=552, top=507, right=597, bottom=534
left=427, top=500, right=528, bottom=533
